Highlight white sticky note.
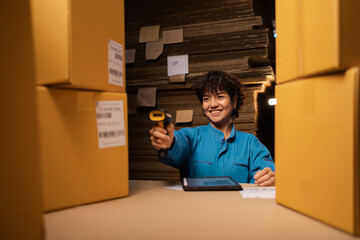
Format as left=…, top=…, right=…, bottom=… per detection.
left=139, top=25, right=160, bottom=43
left=146, top=41, right=163, bottom=60
left=108, top=39, right=123, bottom=87
left=137, top=87, right=157, bottom=107
left=125, top=49, right=136, bottom=64
left=167, top=55, right=189, bottom=76
left=162, top=29, right=183, bottom=44
left=176, top=110, right=193, bottom=123
left=96, top=101, right=126, bottom=149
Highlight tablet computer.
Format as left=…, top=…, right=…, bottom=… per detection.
left=182, top=176, right=243, bottom=191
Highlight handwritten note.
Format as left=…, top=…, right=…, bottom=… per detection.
left=139, top=25, right=160, bottom=43
left=176, top=110, right=193, bottom=123
left=167, top=55, right=189, bottom=76
left=146, top=40, right=163, bottom=60
left=162, top=29, right=183, bottom=44
left=137, top=87, right=157, bottom=107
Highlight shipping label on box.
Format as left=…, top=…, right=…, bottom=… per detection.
left=96, top=101, right=126, bottom=148
left=108, top=39, right=124, bottom=87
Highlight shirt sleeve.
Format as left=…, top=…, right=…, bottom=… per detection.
left=249, top=136, right=275, bottom=183
left=159, top=128, right=194, bottom=168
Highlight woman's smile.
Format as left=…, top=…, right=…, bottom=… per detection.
left=209, top=109, right=222, bottom=115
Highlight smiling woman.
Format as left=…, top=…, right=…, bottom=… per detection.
left=193, top=70, right=246, bottom=139
left=149, top=71, right=275, bottom=186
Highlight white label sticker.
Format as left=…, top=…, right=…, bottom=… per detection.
left=96, top=101, right=126, bottom=149
left=108, top=39, right=123, bottom=87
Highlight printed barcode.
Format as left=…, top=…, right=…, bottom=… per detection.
left=99, top=130, right=125, bottom=138
left=97, top=112, right=112, bottom=119
left=109, top=68, right=123, bottom=77
left=115, top=53, right=123, bottom=61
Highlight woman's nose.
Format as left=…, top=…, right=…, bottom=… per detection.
left=210, top=97, right=218, bottom=107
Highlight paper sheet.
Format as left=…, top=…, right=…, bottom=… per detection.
left=137, top=87, right=157, bottom=107
left=167, top=55, right=189, bottom=76
left=139, top=25, right=160, bottom=43
left=127, top=94, right=137, bottom=114
left=176, top=110, right=193, bottom=123
left=146, top=40, right=163, bottom=60
left=125, top=49, right=136, bottom=64
left=169, top=74, right=185, bottom=83
left=240, top=187, right=276, bottom=199
left=162, top=29, right=183, bottom=44
left=164, top=185, right=183, bottom=191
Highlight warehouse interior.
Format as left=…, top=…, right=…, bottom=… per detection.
left=1, top=0, right=360, bottom=239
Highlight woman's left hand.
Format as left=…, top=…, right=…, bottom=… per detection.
left=254, top=167, right=275, bottom=186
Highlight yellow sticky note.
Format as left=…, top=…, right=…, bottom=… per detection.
left=139, top=25, right=160, bottom=43
left=176, top=110, right=193, bottom=123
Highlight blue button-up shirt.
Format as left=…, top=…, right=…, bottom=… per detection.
left=160, top=123, right=275, bottom=183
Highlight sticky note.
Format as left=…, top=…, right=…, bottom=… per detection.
left=167, top=55, right=189, bottom=76
left=162, top=29, right=183, bottom=44
left=139, top=25, right=160, bottom=43
left=127, top=94, right=137, bottom=114
left=169, top=74, right=185, bottom=83
left=146, top=41, right=163, bottom=60
left=125, top=49, right=136, bottom=64
left=175, top=110, right=193, bottom=123
left=137, top=87, right=157, bottom=107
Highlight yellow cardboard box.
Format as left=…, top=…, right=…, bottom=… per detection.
left=36, top=87, right=128, bottom=211
left=276, top=0, right=360, bottom=83
left=1, top=1, right=43, bottom=239
left=275, top=67, right=360, bottom=235
left=31, top=0, right=126, bottom=92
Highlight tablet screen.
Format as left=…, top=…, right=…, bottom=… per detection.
left=182, top=176, right=242, bottom=191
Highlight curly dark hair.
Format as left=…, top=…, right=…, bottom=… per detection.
left=192, top=70, right=246, bottom=118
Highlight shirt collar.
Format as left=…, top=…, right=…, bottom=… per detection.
left=207, top=123, right=236, bottom=141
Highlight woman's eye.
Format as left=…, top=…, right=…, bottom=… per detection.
left=217, top=95, right=224, bottom=99
left=203, top=97, right=209, bottom=102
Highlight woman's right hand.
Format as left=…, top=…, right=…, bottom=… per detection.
left=149, top=122, right=175, bottom=150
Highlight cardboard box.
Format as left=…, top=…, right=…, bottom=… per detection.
left=31, top=0, right=126, bottom=92
left=1, top=1, right=43, bottom=239
left=276, top=0, right=360, bottom=83
left=275, top=67, right=360, bottom=235
left=36, top=87, right=128, bottom=211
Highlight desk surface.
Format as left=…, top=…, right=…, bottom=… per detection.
left=44, top=180, right=360, bottom=240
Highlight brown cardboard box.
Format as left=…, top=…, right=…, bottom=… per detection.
left=0, top=1, right=43, bottom=239
left=31, top=0, right=126, bottom=92
left=276, top=0, right=360, bottom=83
left=275, top=67, right=360, bottom=235
left=36, top=87, right=128, bottom=211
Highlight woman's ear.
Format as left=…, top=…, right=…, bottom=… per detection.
left=232, top=96, right=238, bottom=108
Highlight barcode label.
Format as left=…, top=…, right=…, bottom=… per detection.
left=99, top=130, right=125, bottom=138
left=109, top=68, right=123, bottom=77
left=97, top=112, right=112, bottom=119
left=115, top=53, right=122, bottom=61
left=108, top=39, right=123, bottom=87
left=96, top=101, right=126, bottom=149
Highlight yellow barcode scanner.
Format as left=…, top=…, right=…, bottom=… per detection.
left=149, top=109, right=172, bottom=158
